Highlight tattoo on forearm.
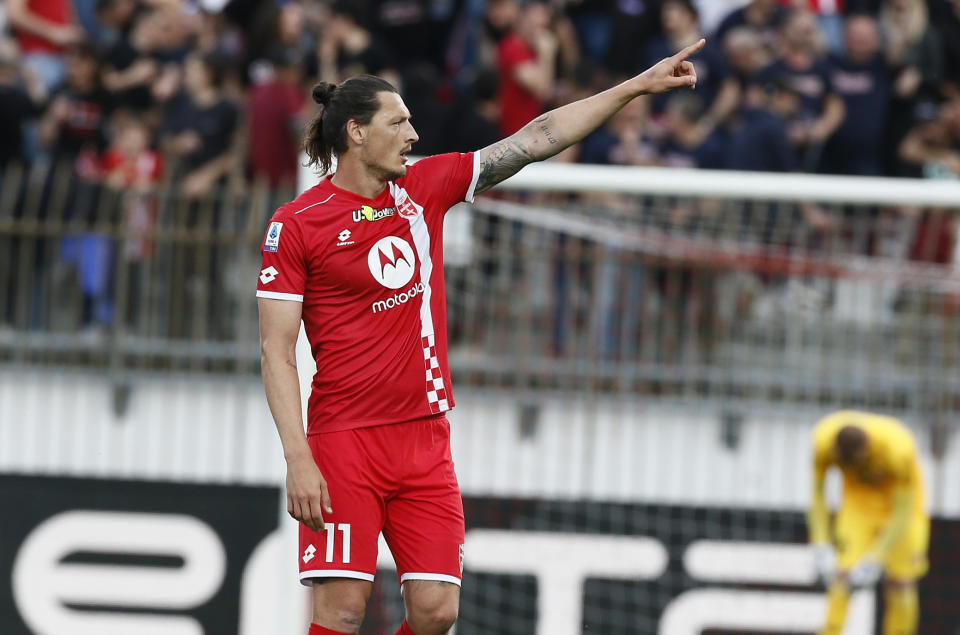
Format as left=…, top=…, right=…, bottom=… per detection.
left=476, top=138, right=536, bottom=194
left=535, top=115, right=558, bottom=144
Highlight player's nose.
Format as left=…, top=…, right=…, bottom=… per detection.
left=405, top=122, right=419, bottom=144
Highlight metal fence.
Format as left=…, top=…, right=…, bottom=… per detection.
left=1, top=161, right=958, bottom=427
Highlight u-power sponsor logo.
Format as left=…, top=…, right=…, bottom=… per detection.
left=372, top=282, right=424, bottom=313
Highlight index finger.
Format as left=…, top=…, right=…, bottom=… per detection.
left=673, top=38, right=706, bottom=62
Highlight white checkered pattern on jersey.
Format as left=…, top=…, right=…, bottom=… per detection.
left=422, top=333, right=449, bottom=413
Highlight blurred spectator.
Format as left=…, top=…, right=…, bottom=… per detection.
left=160, top=54, right=240, bottom=199
left=444, top=0, right=516, bottom=91
left=899, top=97, right=960, bottom=180
left=101, top=111, right=163, bottom=194
left=934, top=0, right=960, bottom=96
left=579, top=98, right=658, bottom=166
left=0, top=44, right=46, bottom=166
left=39, top=44, right=114, bottom=331
left=726, top=78, right=798, bottom=172
left=657, top=93, right=726, bottom=169
left=99, top=0, right=160, bottom=113
left=715, top=0, right=788, bottom=58
left=821, top=14, right=890, bottom=175
left=899, top=98, right=960, bottom=265
left=880, top=0, right=943, bottom=174
left=565, top=0, right=613, bottom=65
left=782, top=0, right=846, bottom=55
left=370, top=0, right=458, bottom=70
left=644, top=0, right=740, bottom=133
left=880, top=0, right=942, bottom=103
left=446, top=68, right=501, bottom=153
left=318, top=1, right=395, bottom=83
left=38, top=43, right=110, bottom=164
left=754, top=10, right=845, bottom=171
left=248, top=47, right=305, bottom=188
left=723, top=26, right=773, bottom=107
left=401, top=62, right=451, bottom=157
left=5, top=0, right=84, bottom=92
left=100, top=112, right=163, bottom=311
left=497, top=1, right=557, bottom=136
left=605, top=0, right=662, bottom=78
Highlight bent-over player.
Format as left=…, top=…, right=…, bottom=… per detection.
left=808, top=410, right=929, bottom=635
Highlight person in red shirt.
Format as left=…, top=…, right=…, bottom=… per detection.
left=258, top=39, right=705, bottom=635
left=6, top=0, right=84, bottom=92
left=496, top=0, right=557, bottom=137
left=248, top=47, right=307, bottom=189
left=101, top=114, right=163, bottom=261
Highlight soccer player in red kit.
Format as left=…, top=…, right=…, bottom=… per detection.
left=258, top=40, right=705, bottom=635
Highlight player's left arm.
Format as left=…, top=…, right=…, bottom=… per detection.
left=473, top=39, right=706, bottom=194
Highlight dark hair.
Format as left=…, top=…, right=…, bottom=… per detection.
left=835, top=425, right=868, bottom=465
left=193, top=53, right=230, bottom=90
left=304, top=75, right=398, bottom=175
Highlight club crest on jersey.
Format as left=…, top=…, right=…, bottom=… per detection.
left=264, top=222, right=282, bottom=252
left=352, top=205, right=395, bottom=223
left=392, top=186, right=423, bottom=219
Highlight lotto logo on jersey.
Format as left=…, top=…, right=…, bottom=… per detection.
left=264, top=222, right=283, bottom=252
left=352, top=205, right=395, bottom=223
left=368, top=236, right=416, bottom=289
left=259, top=266, right=278, bottom=284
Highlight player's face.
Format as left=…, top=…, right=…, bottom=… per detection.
left=359, top=91, right=419, bottom=181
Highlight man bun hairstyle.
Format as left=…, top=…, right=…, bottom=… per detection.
left=312, top=81, right=336, bottom=106
left=304, top=75, right=399, bottom=175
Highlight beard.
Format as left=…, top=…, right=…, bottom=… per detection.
left=361, top=148, right=407, bottom=182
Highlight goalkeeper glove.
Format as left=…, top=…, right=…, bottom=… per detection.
left=847, top=556, right=882, bottom=588
left=813, top=543, right=835, bottom=585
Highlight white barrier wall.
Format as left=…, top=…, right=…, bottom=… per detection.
left=1, top=369, right=956, bottom=517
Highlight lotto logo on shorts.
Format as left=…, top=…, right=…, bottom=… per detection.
left=303, top=544, right=316, bottom=563
left=459, top=544, right=465, bottom=574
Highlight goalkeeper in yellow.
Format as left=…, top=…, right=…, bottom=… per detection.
left=808, top=411, right=929, bottom=635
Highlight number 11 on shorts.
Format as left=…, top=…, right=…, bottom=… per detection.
left=323, top=523, right=351, bottom=563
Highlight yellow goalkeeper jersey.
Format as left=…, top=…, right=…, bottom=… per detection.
left=812, top=410, right=926, bottom=519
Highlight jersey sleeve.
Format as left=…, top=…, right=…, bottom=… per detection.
left=256, top=217, right=307, bottom=302
left=812, top=419, right=834, bottom=479
left=409, top=152, right=480, bottom=211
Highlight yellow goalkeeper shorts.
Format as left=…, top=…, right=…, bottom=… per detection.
left=834, top=504, right=929, bottom=581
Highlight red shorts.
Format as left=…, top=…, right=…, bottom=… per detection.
left=298, top=415, right=464, bottom=587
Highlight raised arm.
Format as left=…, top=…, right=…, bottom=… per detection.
left=474, top=38, right=706, bottom=194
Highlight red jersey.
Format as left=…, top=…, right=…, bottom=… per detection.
left=497, top=33, right=544, bottom=137
left=257, top=152, right=480, bottom=434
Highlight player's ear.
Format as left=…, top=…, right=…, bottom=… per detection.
left=345, top=118, right=365, bottom=146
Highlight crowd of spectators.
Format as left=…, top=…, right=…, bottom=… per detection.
left=4, top=0, right=960, bottom=189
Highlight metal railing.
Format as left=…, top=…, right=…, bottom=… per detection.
left=2, top=161, right=958, bottom=426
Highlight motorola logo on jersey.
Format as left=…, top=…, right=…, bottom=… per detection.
left=368, top=236, right=416, bottom=289
left=371, top=282, right=425, bottom=314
